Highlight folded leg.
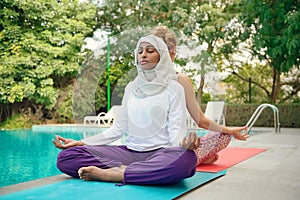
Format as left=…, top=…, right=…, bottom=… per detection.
left=124, top=147, right=197, bottom=185
left=57, top=145, right=137, bottom=178
left=195, top=132, right=231, bottom=165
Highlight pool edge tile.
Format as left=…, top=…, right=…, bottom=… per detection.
left=0, top=174, right=71, bottom=195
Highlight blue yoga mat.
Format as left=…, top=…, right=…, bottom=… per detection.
left=0, top=171, right=226, bottom=200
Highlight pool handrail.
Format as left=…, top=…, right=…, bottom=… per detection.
left=246, top=103, right=280, bottom=133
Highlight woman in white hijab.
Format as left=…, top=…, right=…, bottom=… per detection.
left=53, top=35, right=198, bottom=185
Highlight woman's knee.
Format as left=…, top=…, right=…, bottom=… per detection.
left=184, top=149, right=197, bottom=165
left=56, top=146, right=87, bottom=177
left=174, top=150, right=197, bottom=178
left=57, top=146, right=81, bottom=164
left=184, top=150, right=197, bottom=172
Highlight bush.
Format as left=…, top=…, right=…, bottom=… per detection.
left=0, top=114, right=35, bottom=130
left=201, top=103, right=300, bottom=128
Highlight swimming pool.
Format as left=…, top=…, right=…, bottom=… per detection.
left=0, top=127, right=208, bottom=188
left=0, top=129, right=85, bottom=188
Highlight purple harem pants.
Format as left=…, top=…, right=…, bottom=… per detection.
left=57, top=145, right=197, bottom=185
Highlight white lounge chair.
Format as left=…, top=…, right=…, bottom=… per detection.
left=83, top=115, right=99, bottom=125
left=83, top=105, right=122, bottom=126
left=204, top=101, right=226, bottom=126
left=186, top=111, right=198, bottom=129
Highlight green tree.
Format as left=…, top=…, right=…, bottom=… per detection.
left=239, top=0, right=300, bottom=103
left=221, top=52, right=300, bottom=103
left=0, top=0, right=97, bottom=122
left=223, top=63, right=274, bottom=103
left=185, top=0, right=245, bottom=103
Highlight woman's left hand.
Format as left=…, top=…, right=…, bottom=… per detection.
left=180, top=131, right=201, bottom=150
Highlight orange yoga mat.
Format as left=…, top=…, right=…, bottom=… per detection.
left=196, top=147, right=267, bottom=173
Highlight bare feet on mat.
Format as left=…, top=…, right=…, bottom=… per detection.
left=201, top=154, right=219, bottom=165
left=78, top=165, right=126, bottom=182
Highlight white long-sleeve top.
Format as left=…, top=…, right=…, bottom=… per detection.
left=82, top=80, right=187, bottom=152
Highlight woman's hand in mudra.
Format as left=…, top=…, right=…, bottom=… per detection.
left=52, top=135, right=84, bottom=149
left=228, top=126, right=250, bottom=141
left=180, top=131, right=201, bottom=150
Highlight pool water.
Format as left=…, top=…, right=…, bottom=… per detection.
left=0, top=129, right=84, bottom=188
left=0, top=128, right=208, bottom=188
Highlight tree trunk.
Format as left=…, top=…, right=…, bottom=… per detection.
left=271, top=68, right=281, bottom=103
left=0, top=104, right=12, bottom=123
left=197, top=74, right=205, bottom=104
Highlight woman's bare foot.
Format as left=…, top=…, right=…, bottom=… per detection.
left=78, top=165, right=126, bottom=182
left=201, top=154, right=219, bottom=165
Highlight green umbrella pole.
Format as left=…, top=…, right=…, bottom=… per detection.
left=107, top=34, right=111, bottom=111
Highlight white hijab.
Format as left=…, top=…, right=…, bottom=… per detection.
left=132, top=35, right=178, bottom=97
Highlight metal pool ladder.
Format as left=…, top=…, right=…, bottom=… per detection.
left=246, top=103, right=280, bottom=133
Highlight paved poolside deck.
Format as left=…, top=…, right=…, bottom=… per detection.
left=1, top=127, right=299, bottom=200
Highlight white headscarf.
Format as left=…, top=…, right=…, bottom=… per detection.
left=132, top=35, right=178, bottom=97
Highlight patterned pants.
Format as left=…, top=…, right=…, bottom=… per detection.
left=195, top=131, right=231, bottom=165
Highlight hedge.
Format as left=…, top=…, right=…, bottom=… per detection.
left=200, top=104, right=300, bottom=128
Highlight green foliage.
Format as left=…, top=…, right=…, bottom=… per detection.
left=55, top=84, right=74, bottom=123
left=233, top=0, right=300, bottom=103
left=1, top=0, right=299, bottom=128
left=223, top=63, right=273, bottom=103
left=241, top=0, right=300, bottom=72
left=199, top=93, right=211, bottom=104
left=0, top=0, right=97, bottom=105
left=0, top=114, right=34, bottom=129
left=0, top=0, right=97, bottom=123
left=63, top=0, right=300, bottom=112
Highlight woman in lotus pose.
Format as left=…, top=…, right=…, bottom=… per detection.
left=53, top=34, right=199, bottom=185
left=151, top=26, right=249, bottom=165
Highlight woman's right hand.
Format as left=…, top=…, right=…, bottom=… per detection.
left=180, top=131, right=201, bottom=150
left=52, top=135, right=84, bottom=149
